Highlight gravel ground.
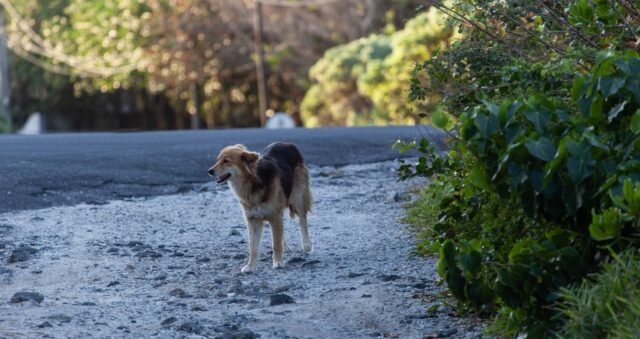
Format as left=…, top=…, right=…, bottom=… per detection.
left=0, top=161, right=484, bottom=338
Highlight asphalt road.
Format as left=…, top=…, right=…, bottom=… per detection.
left=0, top=126, right=445, bottom=213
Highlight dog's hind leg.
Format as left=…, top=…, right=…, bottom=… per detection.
left=268, top=216, right=285, bottom=269
left=242, top=219, right=264, bottom=274
left=299, top=213, right=312, bottom=253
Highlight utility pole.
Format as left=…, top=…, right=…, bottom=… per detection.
left=0, top=5, right=10, bottom=133
left=189, top=82, right=200, bottom=130
left=253, top=0, right=267, bottom=127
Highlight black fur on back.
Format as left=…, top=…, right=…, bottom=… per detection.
left=254, top=142, right=304, bottom=201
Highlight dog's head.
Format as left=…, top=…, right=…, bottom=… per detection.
left=208, top=144, right=259, bottom=184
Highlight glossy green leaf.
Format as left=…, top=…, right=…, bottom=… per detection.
left=525, top=137, right=556, bottom=161
left=598, top=76, right=625, bottom=97
left=606, top=101, right=626, bottom=122
left=525, top=109, right=550, bottom=133
left=431, top=111, right=449, bottom=129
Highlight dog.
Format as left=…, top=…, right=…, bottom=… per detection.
left=208, top=142, right=313, bottom=273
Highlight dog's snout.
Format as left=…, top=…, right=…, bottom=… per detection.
left=207, top=168, right=215, bottom=176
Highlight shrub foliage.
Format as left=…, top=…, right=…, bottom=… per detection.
left=398, top=0, right=640, bottom=336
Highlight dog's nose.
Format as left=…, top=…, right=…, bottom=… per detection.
left=208, top=168, right=215, bottom=176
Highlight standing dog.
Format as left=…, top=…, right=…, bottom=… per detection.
left=208, top=142, right=313, bottom=273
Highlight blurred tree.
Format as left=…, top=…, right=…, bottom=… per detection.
left=301, top=7, right=457, bottom=126
left=3, top=0, right=425, bottom=131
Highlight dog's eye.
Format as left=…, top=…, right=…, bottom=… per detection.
left=223, top=158, right=230, bottom=164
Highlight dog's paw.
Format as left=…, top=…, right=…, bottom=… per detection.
left=272, top=261, right=283, bottom=269
left=241, top=265, right=254, bottom=274
left=302, top=241, right=313, bottom=253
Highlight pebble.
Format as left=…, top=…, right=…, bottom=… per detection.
left=136, top=250, right=162, bottom=258
left=161, top=316, right=177, bottom=326
left=287, top=257, right=305, bottom=264
left=216, top=328, right=259, bottom=339
left=196, top=257, right=211, bottom=263
left=229, top=230, right=241, bottom=236
left=36, top=321, right=53, bottom=328
left=7, top=245, right=38, bottom=263
left=169, top=288, right=192, bottom=298
left=437, top=328, right=458, bottom=338
left=107, top=281, right=120, bottom=287
left=302, top=260, right=321, bottom=267
left=10, top=291, right=44, bottom=304
left=48, top=314, right=72, bottom=325
left=379, top=274, right=401, bottom=282
left=126, top=241, right=144, bottom=247
left=153, top=274, right=168, bottom=281
left=178, top=321, right=203, bottom=334
left=269, top=293, right=294, bottom=306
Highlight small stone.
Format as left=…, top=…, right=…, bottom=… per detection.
left=30, top=216, right=45, bottom=222
left=437, top=328, right=458, bottom=338
left=192, top=305, right=207, bottom=312
left=287, top=257, right=305, bottom=264
left=107, top=247, right=119, bottom=254
left=136, top=250, right=162, bottom=259
left=153, top=274, right=168, bottom=281
left=216, top=329, right=259, bottom=339
left=161, top=316, right=177, bottom=326
left=302, top=260, right=320, bottom=267
left=269, top=293, right=294, bottom=306
left=7, top=245, right=38, bottom=263
left=348, top=272, right=365, bottom=278
left=48, top=314, right=71, bottom=325
left=126, top=241, right=144, bottom=248
left=232, top=254, right=246, bottom=259
left=361, top=294, right=372, bottom=298
left=10, top=291, right=44, bottom=304
left=80, top=302, right=96, bottom=306
left=229, top=230, right=241, bottom=236
left=388, top=191, right=401, bottom=202
left=169, top=288, right=192, bottom=298
left=36, top=321, right=53, bottom=328
left=107, top=281, right=120, bottom=287
left=379, top=274, right=401, bottom=282
left=196, top=257, right=211, bottom=263
left=170, top=251, right=185, bottom=257
left=178, top=321, right=203, bottom=334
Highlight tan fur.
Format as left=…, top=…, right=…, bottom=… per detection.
left=209, top=144, right=313, bottom=273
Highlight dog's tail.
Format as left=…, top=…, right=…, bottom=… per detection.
left=289, top=164, right=312, bottom=219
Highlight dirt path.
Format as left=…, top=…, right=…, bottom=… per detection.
left=0, top=162, right=483, bottom=338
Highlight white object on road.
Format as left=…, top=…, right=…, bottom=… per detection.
left=18, top=112, right=43, bottom=135
left=265, top=112, right=295, bottom=129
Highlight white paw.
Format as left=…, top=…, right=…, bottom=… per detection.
left=272, top=261, right=283, bottom=269
left=302, top=241, right=313, bottom=253
left=241, top=265, right=254, bottom=274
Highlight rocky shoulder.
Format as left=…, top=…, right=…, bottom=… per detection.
left=0, top=161, right=484, bottom=338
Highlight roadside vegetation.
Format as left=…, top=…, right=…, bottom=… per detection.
left=396, top=0, right=640, bottom=336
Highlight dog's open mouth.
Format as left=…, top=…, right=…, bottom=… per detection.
left=216, top=173, right=231, bottom=184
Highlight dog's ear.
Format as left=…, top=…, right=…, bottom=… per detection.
left=241, top=151, right=259, bottom=163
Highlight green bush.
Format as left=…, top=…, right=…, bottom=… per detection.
left=556, top=250, right=640, bottom=338
left=399, top=50, right=640, bottom=335
left=301, top=8, right=457, bottom=126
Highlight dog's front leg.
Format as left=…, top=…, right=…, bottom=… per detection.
left=242, top=218, right=264, bottom=274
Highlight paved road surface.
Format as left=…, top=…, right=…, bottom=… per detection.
left=0, top=126, right=445, bottom=213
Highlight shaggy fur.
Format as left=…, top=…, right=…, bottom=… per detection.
left=208, top=142, right=313, bottom=273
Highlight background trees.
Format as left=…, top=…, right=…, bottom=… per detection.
left=2, top=0, right=425, bottom=131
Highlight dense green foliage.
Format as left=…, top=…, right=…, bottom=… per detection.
left=302, top=7, right=457, bottom=126
left=557, top=249, right=640, bottom=338
left=398, top=0, right=640, bottom=336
